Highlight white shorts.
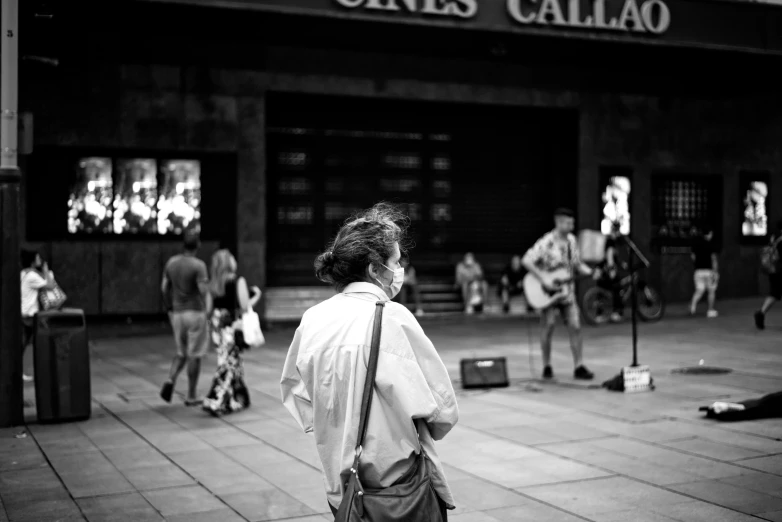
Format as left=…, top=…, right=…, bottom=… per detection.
left=694, top=269, right=718, bottom=292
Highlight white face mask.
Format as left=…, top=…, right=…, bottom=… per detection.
left=374, top=263, right=405, bottom=299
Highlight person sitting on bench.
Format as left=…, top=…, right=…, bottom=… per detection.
left=455, top=252, right=488, bottom=314
left=396, top=255, right=424, bottom=317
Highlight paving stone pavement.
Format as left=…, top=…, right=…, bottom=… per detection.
left=1, top=298, right=781, bottom=522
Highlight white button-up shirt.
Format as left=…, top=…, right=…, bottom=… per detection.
left=281, top=282, right=458, bottom=510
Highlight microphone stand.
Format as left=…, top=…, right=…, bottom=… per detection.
left=603, top=234, right=655, bottom=393
left=624, top=236, right=650, bottom=367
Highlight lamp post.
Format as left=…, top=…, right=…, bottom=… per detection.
left=0, top=0, right=24, bottom=428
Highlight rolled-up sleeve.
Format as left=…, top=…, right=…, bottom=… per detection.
left=387, top=309, right=458, bottom=441
left=280, top=326, right=314, bottom=434
left=523, top=237, right=545, bottom=267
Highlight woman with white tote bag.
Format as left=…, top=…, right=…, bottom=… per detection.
left=202, top=249, right=264, bottom=416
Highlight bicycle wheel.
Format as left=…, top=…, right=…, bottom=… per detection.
left=582, top=286, right=613, bottom=326
left=637, top=283, right=665, bottom=322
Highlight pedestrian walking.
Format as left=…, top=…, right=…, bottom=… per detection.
left=281, top=203, right=458, bottom=519
left=202, top=249, right=261, bottom=416
left=755, top=220, right=782, bottom=330
left=159, top=231, right=210, bottom=406
left=690, top=226, right=720, bottom=318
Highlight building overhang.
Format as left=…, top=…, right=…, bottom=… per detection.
left=134, top=0, right=782, bottom=56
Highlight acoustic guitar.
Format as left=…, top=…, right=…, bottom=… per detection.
left=523, top=268, right=578, bottom=310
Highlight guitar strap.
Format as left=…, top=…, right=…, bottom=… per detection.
left=567, top=237, right=574, bottom=283
left=566, top=237, right=577, bottom=300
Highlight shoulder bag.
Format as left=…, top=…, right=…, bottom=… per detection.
left=39, top=284, right=67, bottom=311
left=335, top=301, right=445, bottom=522
left=24, top=269, right=67, bottom=311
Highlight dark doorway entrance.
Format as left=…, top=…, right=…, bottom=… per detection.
left=266, top=93, right=579, bottom=286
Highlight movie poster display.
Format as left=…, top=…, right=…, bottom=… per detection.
left=67, top=157, right=114, bottom=234
left=157, top=160, right=202, bottom=235
left=113, top=159, right=159, bottom=234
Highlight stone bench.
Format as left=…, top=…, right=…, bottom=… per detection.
left=264, top=282, right=533, bottom=322
left=264, top=287, right=336, bottom=323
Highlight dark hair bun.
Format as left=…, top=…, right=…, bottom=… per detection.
left=314, top=250, right=337, bottom=283
left=314, top=202, right=411, bottom=291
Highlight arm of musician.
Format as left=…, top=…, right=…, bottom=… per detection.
left=569, top=237, right=593, bottom=276
left=521, top=251, right=545, bottom=283
left=711, top=253, right=719, bottom=273
left=578, top=262, right=594, bottom=277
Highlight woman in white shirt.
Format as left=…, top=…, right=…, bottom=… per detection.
left=20, top=249, right=56, bottom=381
left=281, top=203, right=459, bottom=520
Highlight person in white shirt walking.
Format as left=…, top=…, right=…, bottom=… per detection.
left=20, top=249, right=57, bottom=382
left=281, top=203, right=459, bottom=519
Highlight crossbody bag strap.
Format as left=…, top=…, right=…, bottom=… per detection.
left=354, top=301, right=385, bottom=458
left=567, top=237, right=576, bottom=294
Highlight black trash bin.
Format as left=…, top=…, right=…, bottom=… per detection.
left=33, top=308, right=91, bottom=423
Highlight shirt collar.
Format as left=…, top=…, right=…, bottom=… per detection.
left=342, top=282, right=390, bottom=302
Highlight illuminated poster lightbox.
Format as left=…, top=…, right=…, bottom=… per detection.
left=158, top=160, right=202, bottom=235
left=742, top=179, right=768, bottom=238
left=68, top=157, right=114, bottom=234
left=601, top=174, right=631, bottom=236
left=67, top=157, right=202, bottom=236
left=114, top=159, right=158, bottom=234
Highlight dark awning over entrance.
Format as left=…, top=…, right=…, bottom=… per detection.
left=265, top=93, right=578, bottom=287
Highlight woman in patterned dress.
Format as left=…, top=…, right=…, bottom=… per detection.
left=202, top=249, right=261, bottom=416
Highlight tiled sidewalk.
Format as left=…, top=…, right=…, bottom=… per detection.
left=1, top=298, right=781, bottom=521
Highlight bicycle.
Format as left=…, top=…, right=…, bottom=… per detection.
left=582, top=266, right=665, bottom=325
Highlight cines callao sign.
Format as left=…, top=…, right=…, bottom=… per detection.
left=333, top=0, right=671, bottom=35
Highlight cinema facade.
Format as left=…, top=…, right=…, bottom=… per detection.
left=20, top=0, right=782, bottom=320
